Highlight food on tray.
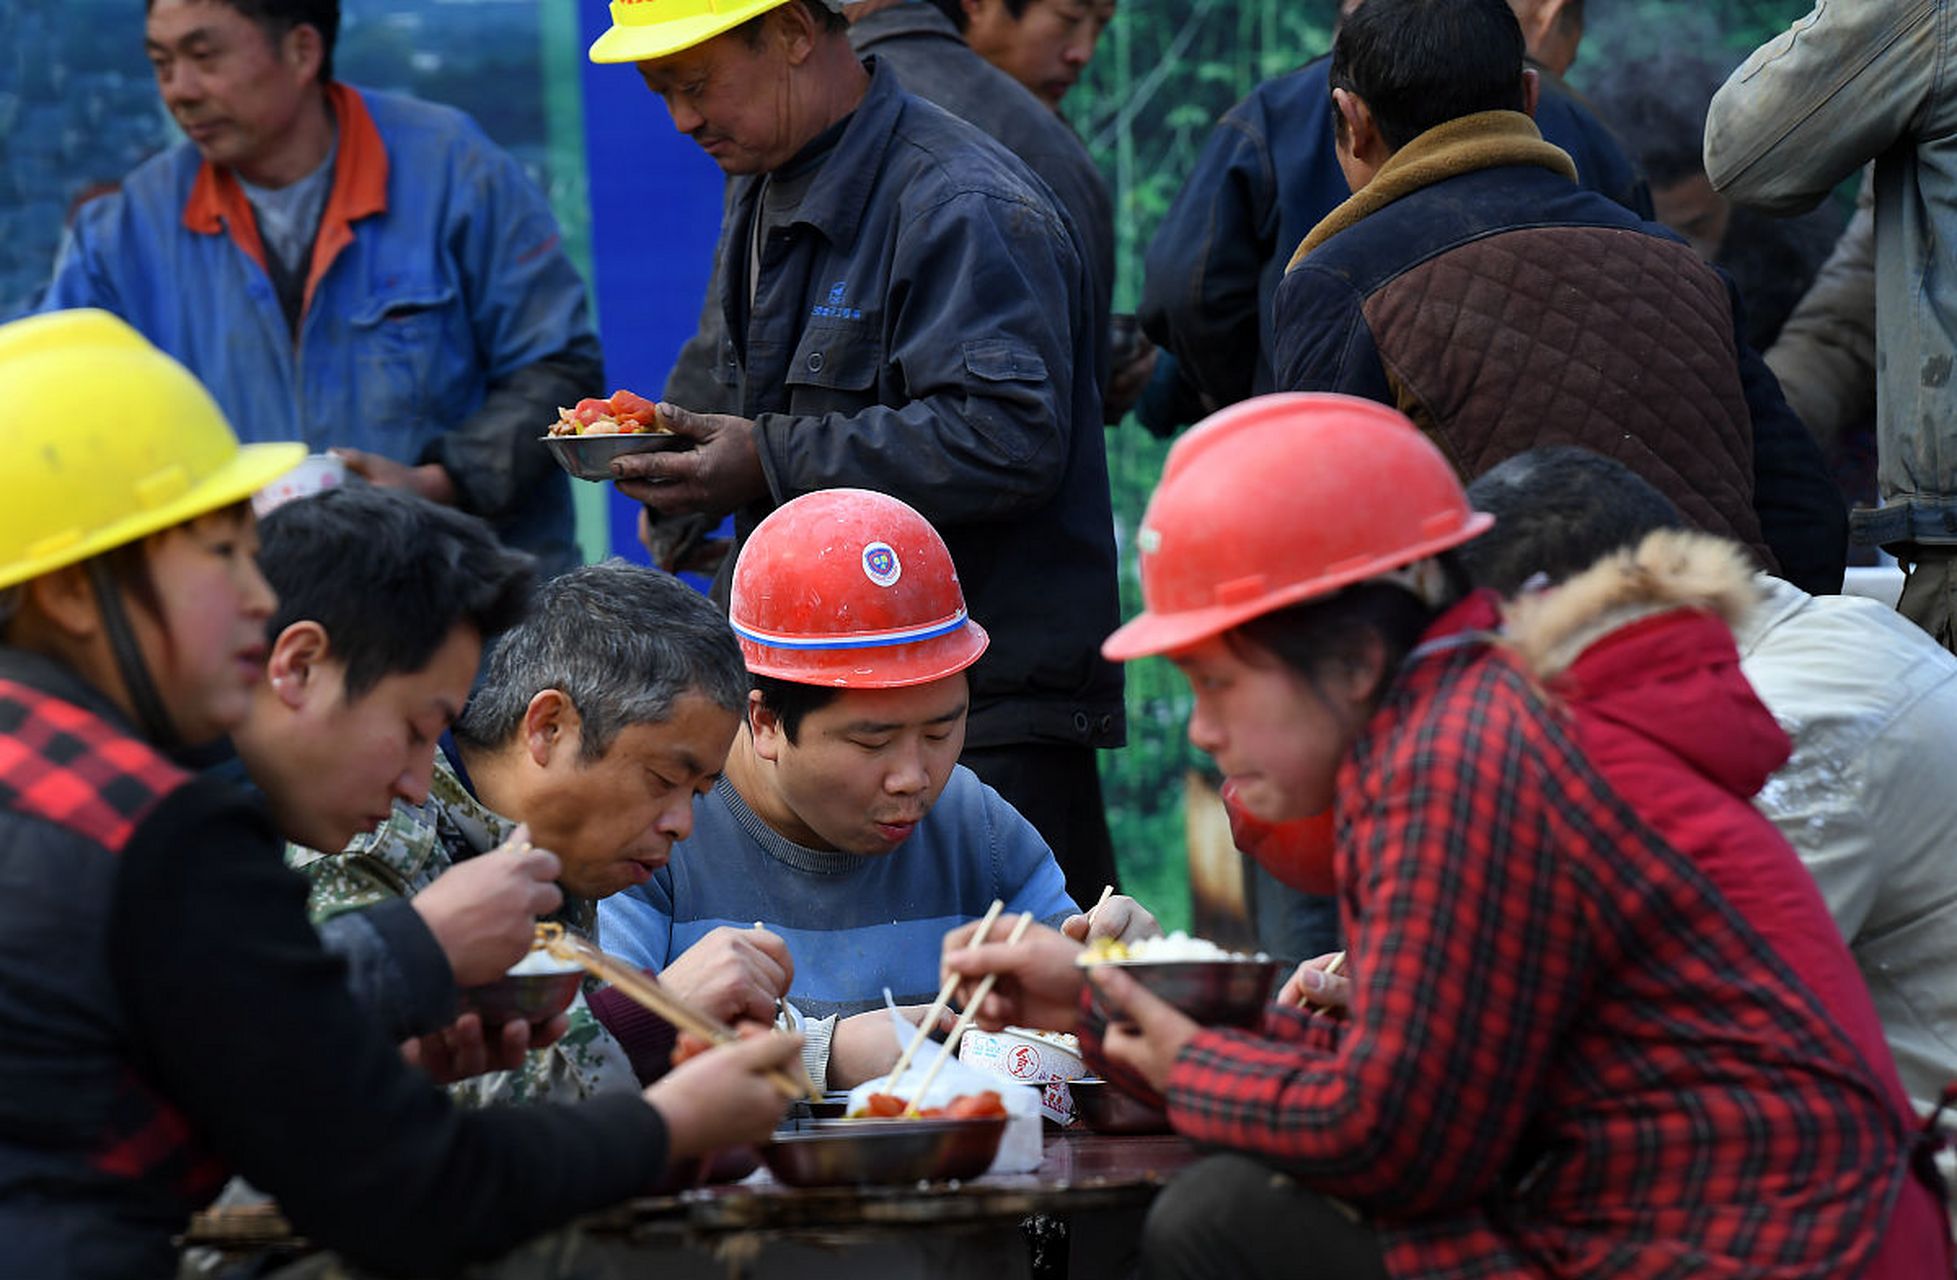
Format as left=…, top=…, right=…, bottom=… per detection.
left=849, top=1088, right=1008, bottom=1120
left=548, top=388, right=670, bottom=437
left=1010, top=1028, right=1081, bottom=1054
left=506, top=948, right=582, bottom=976
left=1076, top=931, right=1265, bottom=965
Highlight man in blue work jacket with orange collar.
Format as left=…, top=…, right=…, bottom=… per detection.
left=41, top=0, right=596, bottom=575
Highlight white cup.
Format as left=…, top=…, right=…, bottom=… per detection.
left=252, top=452, right=350, bottom=517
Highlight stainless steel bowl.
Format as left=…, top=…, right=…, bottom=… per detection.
left=1067, top=1078, right=1171, bottom=1134
left=760, top=1116, right=1007, bottom=1187
left=540, top=431, right=689, bottom=482
left=1087, top=957, right=1281, bottom=1028
left=457, top=967, right=583, bottom=1026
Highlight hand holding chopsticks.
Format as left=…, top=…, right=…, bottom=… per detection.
left=903, top=911, right=1036, bottom=1116
left=535, top=923, right=822, bottom=1102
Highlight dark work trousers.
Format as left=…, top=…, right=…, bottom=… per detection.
left=961, top=743, right=1120, bottom=910
left=1142, top=1154, right=1389, bottom=1280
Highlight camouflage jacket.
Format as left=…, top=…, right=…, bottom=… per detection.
left=286, top=751, right=637, bottom=1107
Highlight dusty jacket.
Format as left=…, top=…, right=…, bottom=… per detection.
left=1705, top=0, right=1957, bottom=550
left=1733, top=573, right=1957, bottom=1119
left=712, top=60, right=1123, bottom=750
left=1503, top=534, right=1950, bottom=1276
left=41, top=86, right=598, bottom=575
left=1275, top=111, right=1847, bottom=595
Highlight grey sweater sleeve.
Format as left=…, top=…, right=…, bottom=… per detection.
left=316, top=899, right=459, bottom=1042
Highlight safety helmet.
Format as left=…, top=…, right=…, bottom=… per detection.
left=0, top=310, right=304, bottom=593
left=730, top=488, right=989, bottom=689
left=1102, top=393, right=1493, bottom=662
left=589, top=0, right=806, bottom=64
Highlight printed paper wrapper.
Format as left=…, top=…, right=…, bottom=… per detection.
left=958, top=1026, right=1089, bottom=1125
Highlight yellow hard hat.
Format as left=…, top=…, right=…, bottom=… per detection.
left=0, top=310, right=305, bottom=592
left=587, top=0, right=797, bottom=64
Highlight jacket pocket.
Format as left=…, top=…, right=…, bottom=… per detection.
left=962, top=338, right=1049, bottom=386
left=783, top=324, right=882, bottom=417
left=349, top=285, right=462, bottom=431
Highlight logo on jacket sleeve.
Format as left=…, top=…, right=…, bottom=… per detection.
left=862, top=542, right=902, bottom=587
left=812, top=280, right=864, bottom=321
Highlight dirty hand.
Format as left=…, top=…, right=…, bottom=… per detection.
left=403, top=1010, right=569, bottom=1084
left=1093, top=967, right=1202, bottom=1096
left=939, top=917, right=1086, bottom=1034
left=658, top=925, right=795, bottom=1027
left=1277, top=953, right=1351, bottom=1013
left=1060, top=894, right=1164, bottom=945
left=411, top=825, right=564, bottom=986
left=646, top=1024, right=803, bottom=1160
left=609, top=402, right=768, bottom=517
left=331, top=448, right=458, bottom=505
left=827, top=1003, right=961, bottom=1089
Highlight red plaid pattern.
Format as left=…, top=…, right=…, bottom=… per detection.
left=1084, top=616, right=1909, bottom=1278
left=0, top=680, right=186, bottom=851
left=0, top=679, right=225, bottom=1199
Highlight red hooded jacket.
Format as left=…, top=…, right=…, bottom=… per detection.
left=1506, top=532, right=1948, bottom=1276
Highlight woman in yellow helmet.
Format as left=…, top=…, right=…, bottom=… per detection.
left=0, top=310, right=801, bottom=1278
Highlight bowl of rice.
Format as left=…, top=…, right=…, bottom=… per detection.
left=458, top=948, right=585, bottom=1026
left=1077, top=932, right=1280, bottom=1028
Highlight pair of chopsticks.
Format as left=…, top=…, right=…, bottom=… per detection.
left=902, top=909, right=1036, bottom=1116
left=534, top=923, right=822, bottom=1103
left=889, top=900, right=1005, bottom=1088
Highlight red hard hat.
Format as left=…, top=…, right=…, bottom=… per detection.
left=1103, top=393, right=1493, bottom=662
left=730, top=489, right=989, bottom=688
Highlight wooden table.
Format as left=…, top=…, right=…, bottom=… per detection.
left=186, top=1131, right=1201, bottom=1280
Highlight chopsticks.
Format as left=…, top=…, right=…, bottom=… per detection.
left=1083, top=883, right=1114, bottom=933
left=534, top=923, right=822, bottom=1103
left=902, top=910, right=1035, bottom=1116
left=889, top=899, right=1005, bottom=1088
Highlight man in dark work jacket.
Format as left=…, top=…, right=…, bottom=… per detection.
left=665, top=0, right=1113, bottom=418
left=592, top=0, right=1125, bottom=907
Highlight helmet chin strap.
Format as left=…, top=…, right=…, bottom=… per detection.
left=84, top=558, right=182, bottom=753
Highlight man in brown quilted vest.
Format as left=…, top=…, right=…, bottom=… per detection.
left=1273, top=0, right=1847, bottom=596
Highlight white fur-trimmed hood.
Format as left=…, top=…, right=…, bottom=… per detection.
left=1502, top=529, right=1762, bottom=681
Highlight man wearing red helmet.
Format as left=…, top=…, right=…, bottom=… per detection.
left=941, top=394, right=1925, bottom=1279
left=601, top=489, right=1157, bottom=1089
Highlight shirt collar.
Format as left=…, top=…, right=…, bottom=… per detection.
left=181, top=82, right=389, bottom=314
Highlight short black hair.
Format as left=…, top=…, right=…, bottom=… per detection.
left=144, top=0, right=340, bottom=83
left=1330, top=0, right=1528, bottom=152
left=752, top=673, right=841, bottom=745
left=257, top=486, right=535, bottom=701
left=1461, top=446, right=1685, bottom=596
left=929, top=0, right=1034, bottom=33
left=737, top=0, right=849, bottom=45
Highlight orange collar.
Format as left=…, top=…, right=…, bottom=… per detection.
left=182, top=82, right=389, bottom=318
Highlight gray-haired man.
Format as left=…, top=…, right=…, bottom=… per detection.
left=290, top=561, right=782, bottom=1105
